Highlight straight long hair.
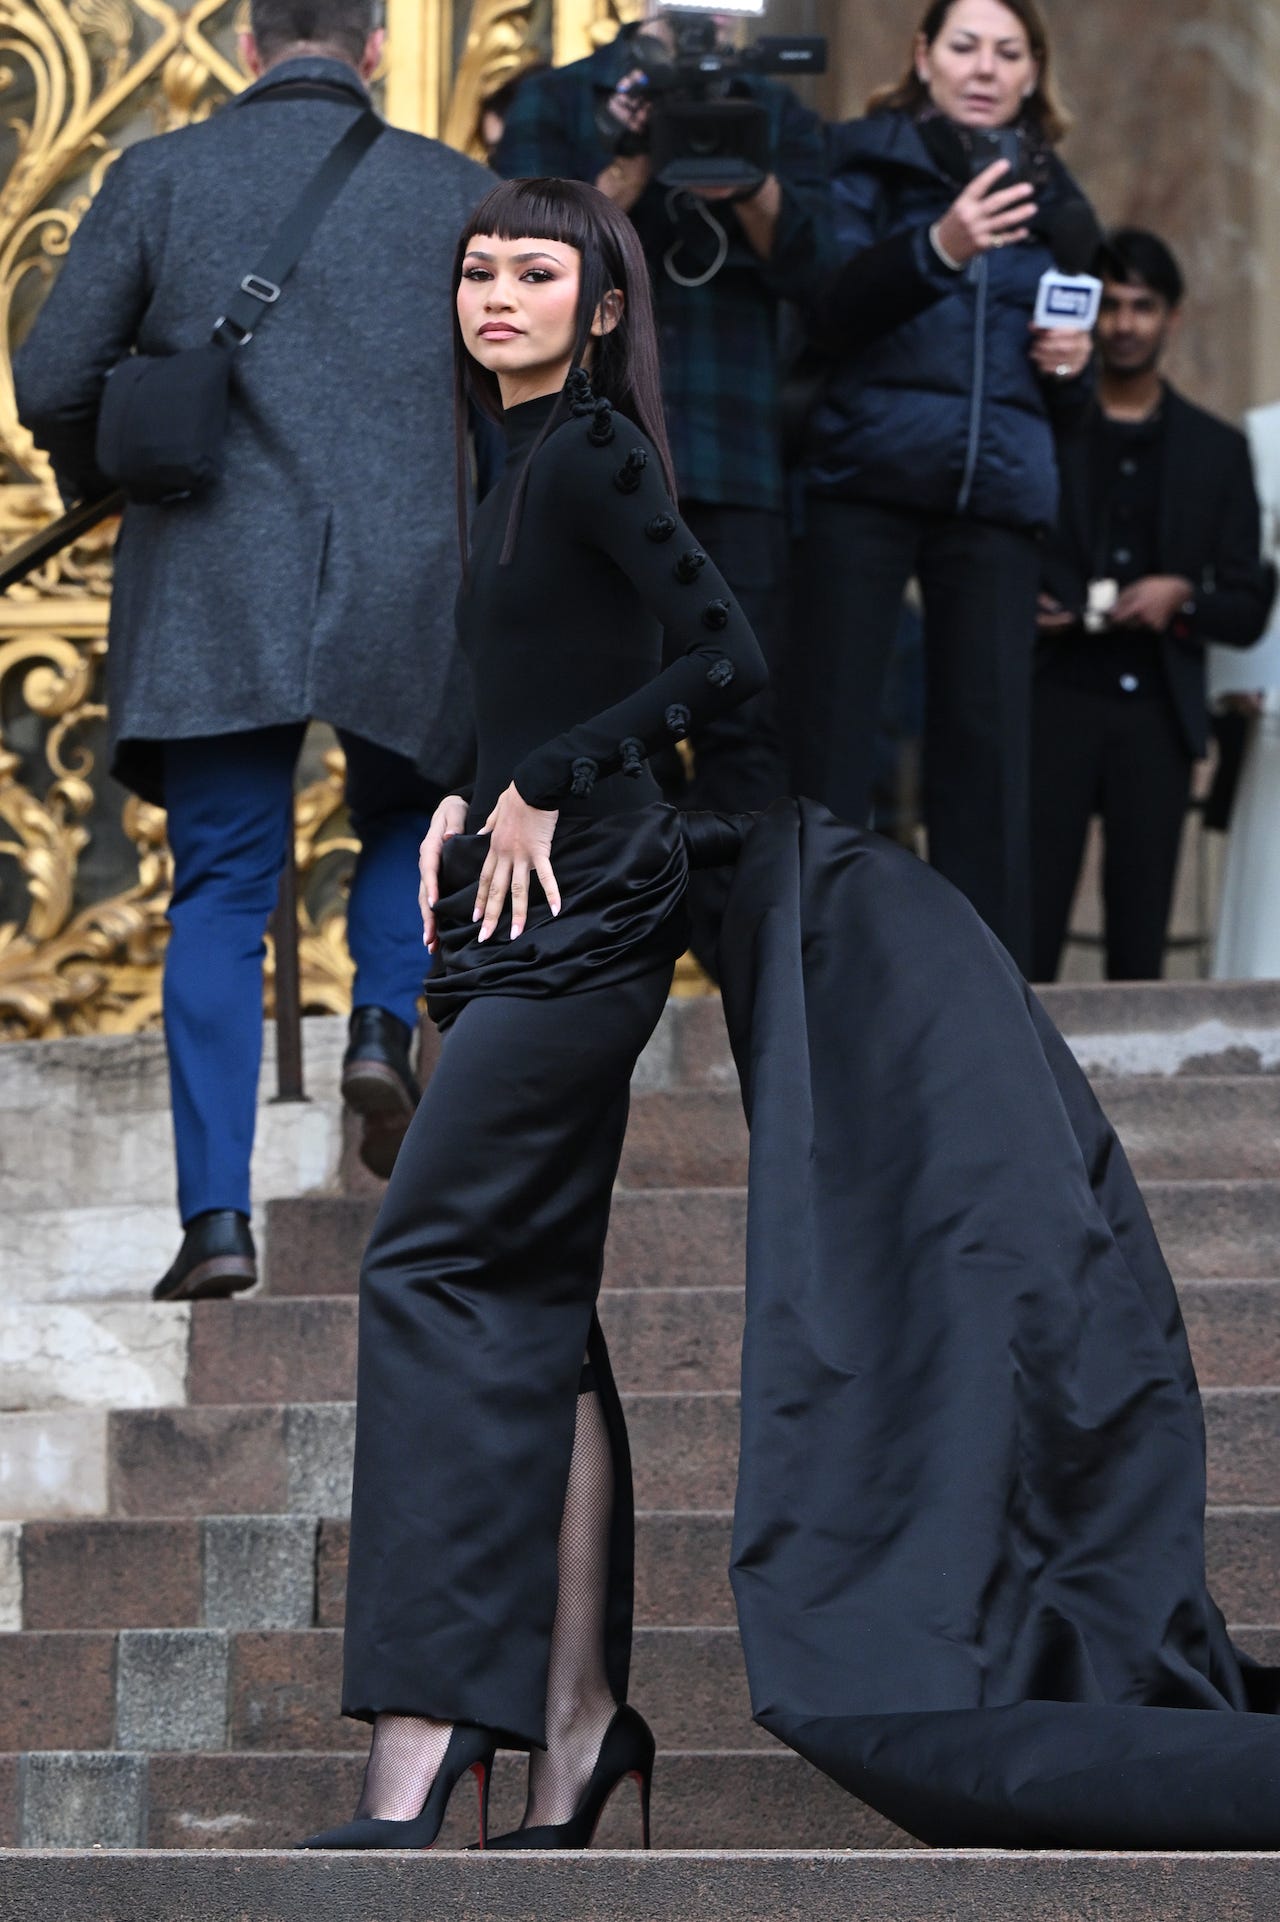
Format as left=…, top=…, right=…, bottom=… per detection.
left=452, top=177, right=676, bottom=569
left=869, top=0, right=1072, bottom=145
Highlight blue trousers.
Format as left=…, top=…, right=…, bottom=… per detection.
left=162, top=726, right=442, bottom=1224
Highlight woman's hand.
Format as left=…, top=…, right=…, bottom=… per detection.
left=932, top=160, right=1037, bottom=268
left=418, top=794, right=470, bottom=954
left=472, top=783, right=561, bottom=942
left=1029, top=326, right=1093, bottom=383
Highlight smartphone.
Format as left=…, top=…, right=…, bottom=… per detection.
left=967, top=127, right=1022, bottom=186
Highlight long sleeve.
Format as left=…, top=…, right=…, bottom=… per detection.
left=810, top=142, right=959, bottom=356
left=14, top=147, right=152, bottom=499
left=493, top=71, right=584, bottom=182
left=510, top=409, right=768, bottom=809
left=1180, top=436, right=1277, bottom=651
left=735, top=91, right=835, bottom=312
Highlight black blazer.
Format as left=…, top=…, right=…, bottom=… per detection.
left=1040, top=384, right=1275, bottom=754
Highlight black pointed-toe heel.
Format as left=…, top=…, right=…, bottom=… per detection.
left=484, top=1704, right=655, bottom=1850
left=298, top=1723, right=496, bottom=1850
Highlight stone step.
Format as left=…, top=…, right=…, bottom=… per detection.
left=0, top=1302, right=190, bottom=1413
left=0, top=1102, right=341, bottom=1218
left=267, top=1178, right=1280, bottom=1299
left=186, top=1288, right=745, bottom=1405
left=265, top=1187, right=753, bottom=1296
left=1, top=1386, right=1264, bottom=1525
left=7, top=1837, right=1276, bottom=1914
left=11, top=1846, right=1280, bottom=1917
left=629, top=1078, right=1280, bottom=1185
left=10, top=1504, right=1280, bottom=1636
left=150, top=1276, right=1280, bottom=1409
left=8, top=1512, right=735, bottom=1633
left=1145, top=1181, right=1280, bottom=1277
left=0, top=1747, right=891, bottom=1854
left=1038, top=977, right=1280, bottom=1069
left=1087, top=1077, right=1280, bottom=1179
left=10, top=1275, right=1275, bottom=1423
left=0, top=1625, right=770, bottom=1758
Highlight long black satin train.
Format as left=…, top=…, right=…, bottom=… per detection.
left=716, top=800, right=1280, bottom=1849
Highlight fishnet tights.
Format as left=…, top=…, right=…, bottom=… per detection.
left=356, top=1712, right=453, bottom=1822
left=520, top=1380, right=619, bottom=1827
left=355, top=1378, right=617, bottom=1829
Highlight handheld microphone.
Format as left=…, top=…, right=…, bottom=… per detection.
left=1032, top=199, right=1105, bottom=332
left=1041, top=199, right=1104, bottom=276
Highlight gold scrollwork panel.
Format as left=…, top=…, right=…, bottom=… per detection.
left=0, top=1, right=703, bottom=1042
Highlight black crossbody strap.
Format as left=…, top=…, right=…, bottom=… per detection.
left=213, top=109, right=383, bottom=346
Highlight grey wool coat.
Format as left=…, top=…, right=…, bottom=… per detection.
left=14, top=58, right=492, bottom=802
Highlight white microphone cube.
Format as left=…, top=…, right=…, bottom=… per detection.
left=1034, top=270, right=1103, bottom=332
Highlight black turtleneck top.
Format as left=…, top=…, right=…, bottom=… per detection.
left=456, top=381, right=768, bottom=828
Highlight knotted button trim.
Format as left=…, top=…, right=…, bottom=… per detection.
left=675, top=550, right=707, bottom=584
left=702, top=598, right=731, bottom=631
left=566, top=367, right=595, bottom=415
left=645, top=514, right=677, bottom=543
left=614, top=447, right=647, bottom=494
left=665, top=702, right=692, bottom=740
left=619, top=736, right=646, bottom=778
left=569, top=756, right=599, bottom=798
left=705, top=655, right=735, bottom=689
left=586, top=398, right=615, bottom=446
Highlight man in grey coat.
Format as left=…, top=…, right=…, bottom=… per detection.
left=15, top=0, right=491, bottom=1298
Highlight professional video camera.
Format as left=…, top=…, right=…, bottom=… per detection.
left=596, top=1, right=826, bottom=195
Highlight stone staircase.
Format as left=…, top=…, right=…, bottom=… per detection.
left=3, top=982, right=1280, bottom=1918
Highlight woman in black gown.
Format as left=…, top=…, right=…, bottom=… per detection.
left=306, top=176, right=1280, bottom=1856
left=302, top=175, right=767, bottom=1851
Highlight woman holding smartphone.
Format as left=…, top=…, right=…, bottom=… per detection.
left=789, top=0, right=1096, bottom=971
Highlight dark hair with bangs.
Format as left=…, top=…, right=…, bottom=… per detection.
left=453, top=177, right=676, bottom=568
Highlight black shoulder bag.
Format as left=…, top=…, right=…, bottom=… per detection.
left=95, top=108, right=382, bottom=504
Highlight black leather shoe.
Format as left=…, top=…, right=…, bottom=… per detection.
left=152, top=1210, right=257, bottom=1302
left=341, top=1007, right=420, bottom=1180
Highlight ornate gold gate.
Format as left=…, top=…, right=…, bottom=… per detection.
left=0, top=0, right=641, bottom=1039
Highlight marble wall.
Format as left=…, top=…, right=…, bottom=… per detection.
left=804, top=0, right=1280, bottom=424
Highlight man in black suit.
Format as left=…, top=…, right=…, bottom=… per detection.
left=1031, top=228, right=1274, bottom=982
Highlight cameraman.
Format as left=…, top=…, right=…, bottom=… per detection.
left=495, top=2, right=831, bottom=972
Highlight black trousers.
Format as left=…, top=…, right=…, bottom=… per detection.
left=672, top=502, right=790, bottom=976
left=341, top=963, right=672, bottom=1744
left=787, top=496, right=1041, bottom=971
left=1030, top=678, right=1194, bottom=982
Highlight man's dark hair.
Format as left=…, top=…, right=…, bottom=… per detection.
left=249, top=0, right=378, bottom=63
left=1101, top=228, right=1186, bottom=310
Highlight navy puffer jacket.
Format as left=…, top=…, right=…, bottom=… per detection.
left=803, top=111, right=1094, bottom=533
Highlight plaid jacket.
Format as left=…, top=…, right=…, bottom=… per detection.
left=495, top=31, right=833, bottom=515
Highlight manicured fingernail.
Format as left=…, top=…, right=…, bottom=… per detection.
left=477, top=929, right=489, bottom=942
left=551, top=904, right=561, bottom=917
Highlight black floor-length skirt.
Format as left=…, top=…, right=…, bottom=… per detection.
left=718, top=801, right=1280, bottom=1848
left=341, top=808, right=688, bottom=1744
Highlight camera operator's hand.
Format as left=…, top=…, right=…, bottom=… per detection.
left=1028, top=326, right=1092, bottom=383
left=1109, top=575, right=1195, bottom=633
left=932, top=159, right=1037, bottom=268
left=596, top=152, right=653, bottom=213
left=596, top=74, right=654, bottom=212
